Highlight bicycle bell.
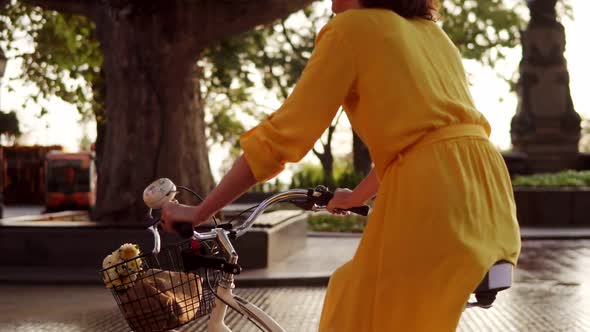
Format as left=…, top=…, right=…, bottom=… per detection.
left=143, top=178, right=178, bottom=209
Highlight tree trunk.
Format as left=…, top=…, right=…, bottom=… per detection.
left=353, top=130, right=372, bottom=176
left=92, top=68, right=106, bottom=177
left=22, top=0, right=316, bottom=223
left=318, top=146, right=334, bottom=187
left=92, top=10, right=213, bottom=223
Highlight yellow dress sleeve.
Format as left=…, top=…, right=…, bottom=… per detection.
left=239, top=20, right=356, bottom=182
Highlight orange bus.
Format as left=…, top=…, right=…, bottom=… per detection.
left=45, top=151, right=96, bottom=212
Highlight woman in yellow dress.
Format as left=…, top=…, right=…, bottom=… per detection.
left=161, top=0, right=521, bottom=330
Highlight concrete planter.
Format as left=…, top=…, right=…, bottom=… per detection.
left=513, top=187, right=590, bottom=226
left=0, top=210, right=308, bottom=283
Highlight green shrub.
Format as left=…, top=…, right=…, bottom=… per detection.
left=512, top=170, right=590, bottom=187
left=289, top=164, right=325, bottom=189
left=335, top=169, right=364, bottom=189
left=250, top=178, right=286, bottom=193
left=289, top=163, right=366, bottom=190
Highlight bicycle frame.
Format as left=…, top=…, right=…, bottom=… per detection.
left=175, top=227, right=287, bottom=332
left=207, top=286, right=285, bottom=332
left=206, top=231, right=285, bottom=332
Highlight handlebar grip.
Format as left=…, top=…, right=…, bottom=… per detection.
left=345, top=205, right=370, bottom=216
left=173, top=222, right=195, bottom=239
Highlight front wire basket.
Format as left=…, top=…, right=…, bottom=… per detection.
left=100, top=240, right=222, bottom=332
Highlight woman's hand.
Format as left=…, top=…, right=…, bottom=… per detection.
left=158, top=155, right=258, bottom=235
left=160, top=201, right=206, bottom=234
left=326, top=188, right=365, bottom=215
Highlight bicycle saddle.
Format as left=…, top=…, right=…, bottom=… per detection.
left=468, top=261, right=513, bottom=309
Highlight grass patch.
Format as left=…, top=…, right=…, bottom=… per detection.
left=308, top=213, right=367, bottom=233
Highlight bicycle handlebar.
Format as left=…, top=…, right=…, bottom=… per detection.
left=173, top=187, right=370, bottom=240
left=173, top=189, right=309, bottom=239
left=145, top=181, right=371, bottom=252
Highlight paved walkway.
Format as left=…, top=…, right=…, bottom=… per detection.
left=1, top=239, right=589, bottom=331
left=238, top=227, right=590, bottom=285
left=237, top=235, right=358, bottom=285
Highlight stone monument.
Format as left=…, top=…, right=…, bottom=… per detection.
left=510, top=0, right=581, bottom=173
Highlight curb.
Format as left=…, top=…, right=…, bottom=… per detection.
left=307, top=231, right=362, bottom=238
left=235, top=276, right=330, bottom=288
left=519, top=227, right=590, bottom=240
left=311, top=229, right=590, bottom=240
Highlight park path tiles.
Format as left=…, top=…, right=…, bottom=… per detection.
left=1, top=240, right=589, bottom=331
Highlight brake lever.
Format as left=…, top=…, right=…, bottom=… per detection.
left=310, top=185, right=371, bottom=216
left=287, top=186, right=330, bottom=211
left=312, top=185, right=333, bottom=206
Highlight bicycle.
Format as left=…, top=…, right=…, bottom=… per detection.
left=101, top=178, right=514, bottom=332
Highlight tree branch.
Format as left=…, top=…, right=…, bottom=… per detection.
left=326, top=109, right=344, bottom=145
left=198, top=0, right=316, bottom=46
left=249, top=101, right=276, bottom=112
left=22, top=0, right=96, bottom=15
left=281, top=19, right=305, bottom=61
left=312, top=147, right=322, bottom=159
left=254, top=36, right=290, bottom=100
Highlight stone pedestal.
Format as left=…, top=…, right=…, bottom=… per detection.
left=510, top=0, right=581, bottom=173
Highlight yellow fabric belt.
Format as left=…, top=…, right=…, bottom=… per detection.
left=391, top=124, right=488, bottom=165
left=411, top=124, right=487, bottom=151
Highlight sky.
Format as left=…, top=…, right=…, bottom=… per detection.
left=1, top=0, right=589, bottom=181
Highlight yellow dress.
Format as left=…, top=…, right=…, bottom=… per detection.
left=240, top=9, right=521, bottom=332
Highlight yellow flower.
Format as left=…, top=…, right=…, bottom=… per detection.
left=101, top=243, right=143, bottom=291
left=118, top=243, right=141, bottom=260
left=127, top=258, right=142, bottom=273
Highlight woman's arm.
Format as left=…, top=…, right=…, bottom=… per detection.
left=161, top=19, right=356, bottom=232
left=327, top=168, right=378, bottom=213
left=160, top=155, right=257, bottom=232
left=196, top=155, right=257, bottom=222
left=161, top=159, right=377, bottom=231
left=351, top=168, right=379, bottom=203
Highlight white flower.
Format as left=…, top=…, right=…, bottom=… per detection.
left=104, top=252, right=122, bottom=270
left=102, top=267, right=120, bottom=289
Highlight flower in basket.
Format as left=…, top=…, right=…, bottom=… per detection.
left=102, top=243, right=143, bottom=290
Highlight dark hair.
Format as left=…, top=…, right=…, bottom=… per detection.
left=359, top=0, right=440, bottom=21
